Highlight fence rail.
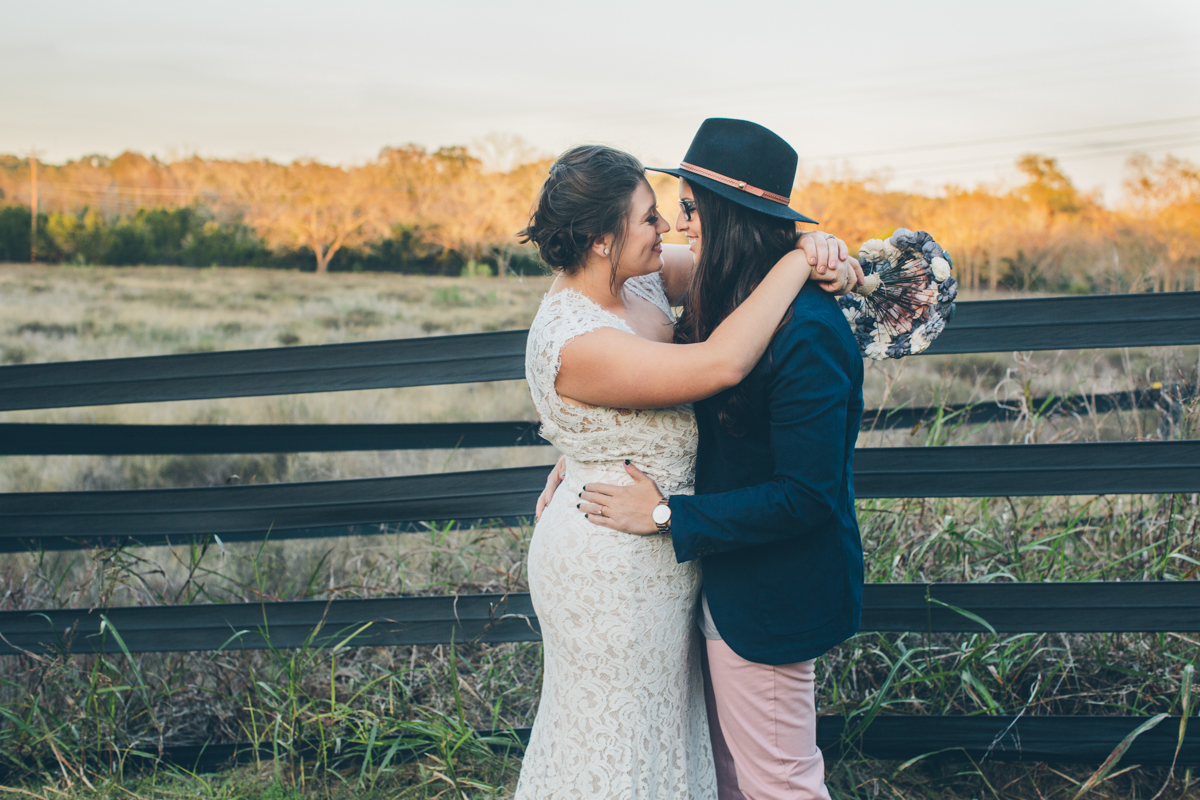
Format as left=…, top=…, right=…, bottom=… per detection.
left=3, top=582, right=1197, bottom=657
left=0, top=329, right=528, bottom=411
left=3, top=441, right=1197, bottom=552
left=0, top=421, right=549, bottom=455
left=815, top=715, right=1198, bottom=765
left=1, top=385, right=1191, bottom=455
left=10, top=716, right=1194, bottom=773
left=1, top=292, right=1197, bottom=412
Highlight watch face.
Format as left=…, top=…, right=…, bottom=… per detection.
left=652, top=504, right=671, bottom=524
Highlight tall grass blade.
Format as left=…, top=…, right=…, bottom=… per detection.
left=929, top=597, right=997, bottom=636
left=1152, top=663, right=1194, bottom=800
left=895, top=746, right=968, bottom=771
left=449, top=632, right=467, bottom=730
left=844, top=647, right=920, bottom=744
left=1073, top=712, right=1168, bottom=799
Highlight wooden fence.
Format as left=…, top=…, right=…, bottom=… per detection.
left=1, top=291, right=1199, bottom=767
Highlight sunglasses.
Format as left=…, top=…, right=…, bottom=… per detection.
left=678, top=199, right=697, bottom=221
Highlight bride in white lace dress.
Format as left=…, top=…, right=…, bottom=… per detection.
left=515, top=145, right=851, bottom=800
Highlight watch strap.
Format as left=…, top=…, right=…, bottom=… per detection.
left=655, top=496, right=671, bottom=534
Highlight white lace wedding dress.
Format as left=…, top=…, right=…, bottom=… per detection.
left=516, top=272, right=716, bottom=800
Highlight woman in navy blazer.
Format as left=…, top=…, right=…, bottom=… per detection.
left=668, top=278, right=864, bottom=667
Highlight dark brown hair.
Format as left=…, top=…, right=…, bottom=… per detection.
left=675, top=182, right=799, bottom=434
left=518, top=145, right=646, bottom=274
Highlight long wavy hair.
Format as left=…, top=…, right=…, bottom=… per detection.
left=674, top=182, right=799, bottom=434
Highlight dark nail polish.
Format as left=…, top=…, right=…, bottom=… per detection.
left=578, top=491, right=582, bottom=497
left=576, top=504, right=580, bottom=509
left=624, top=459, right=630, bottom=465
left=584, top=514, right=589, bottom=518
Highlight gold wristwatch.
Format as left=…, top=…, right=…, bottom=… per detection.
left=652, top=497, right=672, bottom=534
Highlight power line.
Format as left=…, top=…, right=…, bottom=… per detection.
left=805, top=114, right=1200, bottom=162
left=810, top=128, right=1200, bottom=182
left=875, top=131, right=1200, bottom=178
left=882, top=135, right=1200, bottom=181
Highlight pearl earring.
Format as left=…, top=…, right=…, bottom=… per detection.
left=603, top=248, right=610, bottom=255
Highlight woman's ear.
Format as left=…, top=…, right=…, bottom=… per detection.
left=592, top=234, right=614, bottom=259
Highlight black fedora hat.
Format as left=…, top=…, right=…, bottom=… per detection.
left=647, top=118, right=817, bottom=224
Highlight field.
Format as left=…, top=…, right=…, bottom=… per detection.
left=1, top=264, right=1198, bottom=799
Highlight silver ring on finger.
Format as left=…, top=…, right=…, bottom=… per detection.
left=601, top=505, right=608, bottom=517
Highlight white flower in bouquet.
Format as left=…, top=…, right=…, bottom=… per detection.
left=868, top=325, right=893, bottom=358
left=931, top=256, right=951, bottom=282
left=859, top=239, right=886, bottom=263
left=909, top=326, right=931, bottom=353
left=882, top=240, right=902, bottom=266
left=865, top=338, right=891, bottom=359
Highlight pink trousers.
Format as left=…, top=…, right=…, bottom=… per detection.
left=702, top=637, right=831, bottom=800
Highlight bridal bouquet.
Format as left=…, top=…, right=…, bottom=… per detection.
left=838, top=228, right=957, bottom=360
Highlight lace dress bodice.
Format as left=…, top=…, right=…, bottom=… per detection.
left=524, top=272, right=698, bottom=492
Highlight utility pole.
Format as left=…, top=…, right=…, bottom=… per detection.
left=29, top=148, right=40, bottom=263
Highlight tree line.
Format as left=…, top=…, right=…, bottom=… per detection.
left=0, top=146, right=1197, bottom=292
left=0, top=144, right=550, bottom=276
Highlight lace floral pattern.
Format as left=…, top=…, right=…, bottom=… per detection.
left=515, top=272, right=715, bottom=799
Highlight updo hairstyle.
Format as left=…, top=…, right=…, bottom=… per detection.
left=519, top=145, right=646, bottom=274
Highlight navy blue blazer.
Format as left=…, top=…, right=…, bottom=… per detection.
left=668, top=283, right=865, bottom=665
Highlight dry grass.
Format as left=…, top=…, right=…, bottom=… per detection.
left=1, top=264, right=1199, bottom=798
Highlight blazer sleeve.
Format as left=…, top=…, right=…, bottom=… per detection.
left=669, top=315, right=855, bottom=562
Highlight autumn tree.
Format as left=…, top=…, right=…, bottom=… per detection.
left=239, top=160, right=378, bottom=273
left=998, top=155, right=1101, bottom=290
left=1123, top=154, right=1200, bottom=291
left=919, top=187, right=1023, bottom=292
left=1016, top=154, right=1085, bottom=216
left=374, top=143, right=548, bottom=275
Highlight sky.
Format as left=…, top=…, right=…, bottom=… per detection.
left=3, top=0, right=1200, bottom=203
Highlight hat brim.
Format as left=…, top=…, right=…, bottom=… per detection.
left=646, top=167, right=818, bottom=225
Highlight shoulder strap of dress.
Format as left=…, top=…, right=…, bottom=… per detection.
left=625, top=272, right=673, bottom=319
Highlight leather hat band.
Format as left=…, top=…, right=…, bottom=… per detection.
left=679, top=161, right=791, bottom=205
